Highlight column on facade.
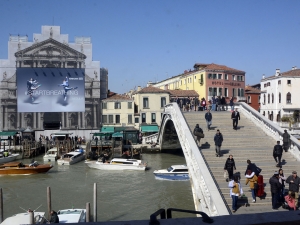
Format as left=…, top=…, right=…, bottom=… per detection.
left=81, top=111, right=85, bottom=128
left=37, top=113, right=41, bottom=129
left=78, top=112, right=81, bottom=128
left=66, top=112, right=69, bottom=128
left=3, top=105, right=7, bottom=130
left=21, top=113, right=25, bottom=128
left=61, top=112, right=65, bottom=128
left=33, top=113, right=36, bottom=129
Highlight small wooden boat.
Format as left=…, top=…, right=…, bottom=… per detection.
left=0, top=161, right=53, bottom=175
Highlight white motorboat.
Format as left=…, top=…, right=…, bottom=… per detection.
left=153, top=165, right=189, bottom=180
left=57, top=208, right=86, bottom=223
left=85, top=158, right=147, bottom=171
left=0, top=212, right=46, bottom=225
left=57, top=149, right=85, bottom=165
left=0, top=150, right=19, bottom=164
left=43, top=147, right=58, bottom=162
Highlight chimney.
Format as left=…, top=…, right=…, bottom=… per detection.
left=292, top=66, right=297, bottom=70
left=262, top=74, right=265, bottom=79
left=275, top=69, right=280, bottom=76
left=137, top=86, right=141, bottom=91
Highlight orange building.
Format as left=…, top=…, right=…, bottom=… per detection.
left=245, top=84, right=261, bottom=111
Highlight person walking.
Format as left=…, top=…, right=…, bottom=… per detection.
left=245, top=159, right=261, bottom=176
left=221, top=96, right=226, bottom=111
left=245, top=170, right=258, bottom=203
left=282, top=129, right=290, bottom=152
left=205, top=109, right=212, bottom=131
left=211, top=96, right=216, bottom=111
left=193, top=124, right=204, bottom=147
left=229, top=175, right=243, bottom=213
left=201, top=98, right=207, bottom=110
left=217, top=96, right=222, bottom=111
left=278, top=168, right=287, bottom=202
left=224, top=154, right=236, bottom=182
left=231, top=108, right=240, bottom=130
left=194, top=97, right=199, bottom=111
left=229, top=96, right=234, bottom=111
left=273, top=141, right=283, bottom=167
left=269, top=171, right=281, bottom=210
left=286, top=171, right=300, bottom=209
left=214, top=129, right=223, bottom=157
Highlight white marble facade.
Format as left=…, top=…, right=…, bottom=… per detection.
left=0, top=25, right=108, bottom=131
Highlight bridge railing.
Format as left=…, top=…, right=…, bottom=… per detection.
left=142, top=133, right=158, bottom=145
left=238, top=102, right=300, bottom=161
left=163, top=103, right=229, bottom=217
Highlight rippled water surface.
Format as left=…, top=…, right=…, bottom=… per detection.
left=0, top=153, right=194, bottom=221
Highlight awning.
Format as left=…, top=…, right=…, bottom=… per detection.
left=141, top=125, right=159, bottom=133
left=100, top=126, right=115, bottom=133
left=93, top=133, right=110, bottom=137
left=0, top=131, right=17, bottom=136
left=51, top=133, right=73, bottom=136
left=114, top=127, right=126, bottom=132
left=112, top=132, right=123, bottom=138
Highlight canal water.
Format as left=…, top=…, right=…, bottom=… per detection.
left=0, top=153, right=195, bottom=221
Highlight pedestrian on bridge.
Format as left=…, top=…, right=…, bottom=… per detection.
left=231, top=108, right=240, bottom=130
left=224, top=154, right=236, bottom=181
left=282, top=130, right=290, bottom=152
left=269, top=171, right=281, bottom=210
left=205, top=109, right=212, bottom=131
left=193, top=124, right=204, bottom=148
left=229, top=175, right=243, bottom=213
left=214, top=129, right=223, bottom=157
left=286, top=171, right=300, bottom=209
left=273, top=141, right=283, bottom=167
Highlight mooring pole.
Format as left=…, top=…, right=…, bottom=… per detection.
left=47, top=186, right=51, bottom=220
left=0, top=188, right=3, bottom=223
left=86, top=202, right=90, bottom=222
left=93, top=183, right=97, bottom=222
left=29, top=211, right=34, bottom=224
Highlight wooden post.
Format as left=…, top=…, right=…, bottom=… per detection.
left=93, top=183, right=97, bottom=222
left=29, top=211, right=34, bottom=224
left=86, top=202, right=90, bottom=222
left=47, top=187, right=51, bottom=220
left=0, top=188, right=3, bottom=223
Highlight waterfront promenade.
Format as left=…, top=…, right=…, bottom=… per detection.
left=184, top=110, right=300, bottom=214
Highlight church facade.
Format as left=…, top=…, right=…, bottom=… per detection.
left=0, top=25, right=108, bottom=132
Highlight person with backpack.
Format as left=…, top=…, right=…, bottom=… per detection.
left=245, top=170, right=258, bottom=203
left=214, top=129, right=223, bottom=157
left=273, top=141, right=283, bottom=167
left=245, top=159, right=261, bottom=176
left=193, top=124, right=204, bottom=148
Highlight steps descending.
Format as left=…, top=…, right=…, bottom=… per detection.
left=183, top=110, right=300, bottom=215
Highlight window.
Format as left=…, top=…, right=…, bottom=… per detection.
left=268, top=94, right=270, bottom=104
left=232, top=88, right=236, bottom=97
left=287, top=92, right=291, bottom=103
left=213, top=74, right=217, bottom=79
left=161, top=97, right=166, bottom=107
left=278, top=80, right=281, bottom=85
left=263, top=111, right=265, bottom=116
left=208, top=87, right=213, bottom=96
left=287, top=80, right=291, bottom=85
left=263, top=94, right=266, bottom=104
left=114, top=102, right=121, bottom=109
left=258, top=95, right=260, bottom=103
left=238, top=89, right=241, bottom=97
left=141, top=113, right=146, bottom=123
left=102, top=102, right=107, bottom=109
left=241, top=89, right=244, bottom=97
left=224, top=88, right=228, bottom=97
left=135, top=117, right=139, bottom=123
left=102, top=115, right=107, bottom=124
left=208, top=74, right=212, bottom=79
left=151, top=113, right=156, bottom=123
left=115, top=115, right=120, bottom=124
left=225, top=74, right=228, bottom=80
left=200, top=74, right=203, bottom=84
left=218, top=74, right=222, bottom=79
left=279, top=93, right=281, bottom=103
left=218, top=88, right=222, bottom=96
left=128, top=115, right=132, bottom=124
left=143, top=97, right=149, bottom=108
left=194, top=75, right=197, bottom=80
left=180, top=80, right=182, bottom=85
left=232, top=75, right=235, bottom=81
left=271, top=93, right=274, bottom=103
left=128, top=102, right=132, bottom=109
left=247, top=96, right=251, bottom=103
left=267, top=82, right=271, bottom=86
left=264, top=83, right=267, bottom=88
left=108, top=115, right=113, bottom=124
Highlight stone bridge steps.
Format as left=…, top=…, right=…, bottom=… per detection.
left=183, top=111, right=300, bottom=214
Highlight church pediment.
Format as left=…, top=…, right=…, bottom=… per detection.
left=15, top=38, right=86, bottom=59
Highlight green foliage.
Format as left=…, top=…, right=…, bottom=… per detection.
left=281, top=116, right=291, bottom=122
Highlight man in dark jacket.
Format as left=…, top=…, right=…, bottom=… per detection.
left=224, top=154, right=236, bottom=182
left=269, top=171, right=281, bottom=210
left=193, top=124, right=204, bottom=147
left=245, top=159, right=261, bottom=176
left=286, top=171, right=300, bottom=208
left=231, top=108, right=240, bottom=130
left=282, top=130, right=290, bottom=152
left=273, top=141, right=283, bottom=167
left=49, top=210, right=59, bottom=223
left=205, top=109, right=212, bottom=131
left=214, top=129, right=223, bottom=157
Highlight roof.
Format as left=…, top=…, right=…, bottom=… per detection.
left=102, top=93, right=132, bottom=101
left=136, top=86, right=171, bottom=94
left=245, top=86, right=261, bottom=94
left=169, top=90, right=199, bottom=97
left=262, top=69, right=300, bottom=81
left=194, top=63, right=245, bottom=74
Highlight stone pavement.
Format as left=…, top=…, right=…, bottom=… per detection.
left=183, top=110, right=300, bottom=215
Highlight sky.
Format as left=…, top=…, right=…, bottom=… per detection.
left=0, top=0, right=300, bottom=94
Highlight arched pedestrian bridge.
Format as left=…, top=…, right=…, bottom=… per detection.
left=144, top=102, right=300, bottom=216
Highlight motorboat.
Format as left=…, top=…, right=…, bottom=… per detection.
left=0, top=150, right=19, bottom=164
left=43, top=147, right=58, bottom=162
left=57, top=149, right=85, bottom=165
left=57, top=208, right=86, bottom=223
left=153, top=165, right=189, bottom=180
left=0, top=161, right=53, bottom=175
left=0, top=211, right=46, bottom=225
left=85, top=158, right=147, bottom=171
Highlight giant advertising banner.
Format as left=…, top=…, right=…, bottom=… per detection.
left=17, top=68, right=85, bottom=112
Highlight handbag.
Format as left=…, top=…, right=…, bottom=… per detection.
left=256, top=166, right=262, bottom=174
left=194, top=131, right=204, bottom=138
